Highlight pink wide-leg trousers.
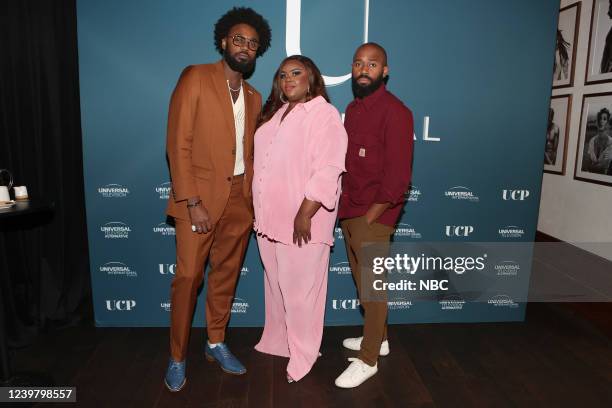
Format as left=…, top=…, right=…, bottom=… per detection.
left=254, top=235, right=330, bottom=381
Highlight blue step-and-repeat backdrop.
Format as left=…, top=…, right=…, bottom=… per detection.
left=77, top=0, right=559, bottom=327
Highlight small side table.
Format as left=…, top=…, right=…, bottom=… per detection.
left=0, top=199, right=54, bottom=385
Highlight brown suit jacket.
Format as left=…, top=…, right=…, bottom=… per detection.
left=166, top=60, right=261, bottom=223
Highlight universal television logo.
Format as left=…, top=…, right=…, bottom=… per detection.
left=498, top=226, right=525, bottom=239
left=97, top=183, right=130, bottom=198
left=387, top=297, right=412, bottom=310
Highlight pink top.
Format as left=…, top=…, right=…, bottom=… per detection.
left=253, top=96, right=348, bottom=246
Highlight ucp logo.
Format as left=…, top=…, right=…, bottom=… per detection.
left=106, top=300, right=136, bottom=311
left=502, top=190, right=530, bottom=201
left=445, top=226, right=474, bottom=237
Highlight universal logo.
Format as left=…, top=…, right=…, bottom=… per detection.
left=105, top=300, right=136, bottom=311
left=494, top=261, right=520, bottom=277
left=394, top=223, right=422, bottom=239
left=502, top=189, right=530, bottom=201
left=387, top=297, right=412, bottom=310
left=445, top=225, right=474, bottom=237
left=334, top=227, right=344, bottom=240
left=156, top=182, right=172, bottom=200
left=329, top=261, right=352, bottom=275
left=100, top=222, right=131, bottom=239
left=231, top=297, right=249, bottom=314
left=439, top=295, right=466, bottom=311
left=97, top=183, right=130, bottom=198
left=498, top=226, right=525, bottom=239
left=332, top=299, right=360, bottom=310
left=487, top=294, right=519, bottom=308
left=153, top=222, right=176, bottom=236
left=444, top=186, right=479, bottom=202
left=405, top=186, right=421, bottom=202
left=159, top=263, right=176, bottom=275
left=100, top=262, right=137, bottom=277
left=160, top=301, right=171, bottom=312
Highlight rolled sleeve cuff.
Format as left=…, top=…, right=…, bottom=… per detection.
left=374, top=186, right=404, bottom=207
left=304, top=165, right=343, bottom=210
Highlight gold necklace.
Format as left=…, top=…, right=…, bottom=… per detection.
left=227, top=80, right=242, bottom=92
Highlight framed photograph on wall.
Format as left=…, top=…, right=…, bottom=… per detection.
left=544, top=95, right=572, bottom=174
left=586, top=0, right=612, bottom=84
left=553, top=2, right=581, bottom=88
left=574, top=92, right=612, bottom=186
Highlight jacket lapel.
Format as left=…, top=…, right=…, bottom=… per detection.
left=211, top=60, right=236, bottom=140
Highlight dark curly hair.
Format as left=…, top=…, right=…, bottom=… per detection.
left=214, top=7, right=271, bottom=58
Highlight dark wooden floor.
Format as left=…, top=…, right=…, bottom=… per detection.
left=7, top=235, right=612, bottom=407
left=3, top=301, right=609, bottom=408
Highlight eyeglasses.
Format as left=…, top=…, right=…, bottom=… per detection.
left=230, top=34, right=260, bottom=52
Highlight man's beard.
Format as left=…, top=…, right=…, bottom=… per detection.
left=352, top=74, right=385, bottom=99
left=224, top=49, right=255, bottom=75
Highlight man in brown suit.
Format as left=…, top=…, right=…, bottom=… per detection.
left=164, top=7, right=271, bottom=392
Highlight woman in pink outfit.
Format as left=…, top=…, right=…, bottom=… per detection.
left=252, top=55, right=348, bottom=382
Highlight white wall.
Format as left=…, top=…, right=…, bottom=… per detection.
left=539, top=0, right=612, bottom=260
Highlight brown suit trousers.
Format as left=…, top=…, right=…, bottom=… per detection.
left=170, top=176, right=252, bottom=361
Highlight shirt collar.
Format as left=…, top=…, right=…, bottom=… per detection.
left=279, top=95, right=326, bottom=113
left=353, top=83, right=387, bottom=110
left=302, top=95, right=326, bottom=112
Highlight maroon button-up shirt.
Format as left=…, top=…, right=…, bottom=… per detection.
left=338, top=84, right=414, bottom=227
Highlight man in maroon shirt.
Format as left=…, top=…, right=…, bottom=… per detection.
left=335, top=43, right=414, bottom=388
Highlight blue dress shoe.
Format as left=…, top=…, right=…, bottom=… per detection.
left=205, top=343, right=247, bottom=375
left=164, top=359, right=186, bottom=392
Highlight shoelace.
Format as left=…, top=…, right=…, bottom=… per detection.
left=217, top=345, right=231, bottom=359
left=346, top=357, right=366, bottom=375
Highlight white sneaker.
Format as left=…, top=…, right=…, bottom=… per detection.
left=334, top=358, right=378, bottom=388
left=342, top=336, right=390, bottom=356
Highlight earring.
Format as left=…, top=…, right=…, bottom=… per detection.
left=307, top=87, right=311, bottom=95
left=280, top=93, right=288, bottom=103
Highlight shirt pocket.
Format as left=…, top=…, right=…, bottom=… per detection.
left=347, top=132, right=383, bottom=175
